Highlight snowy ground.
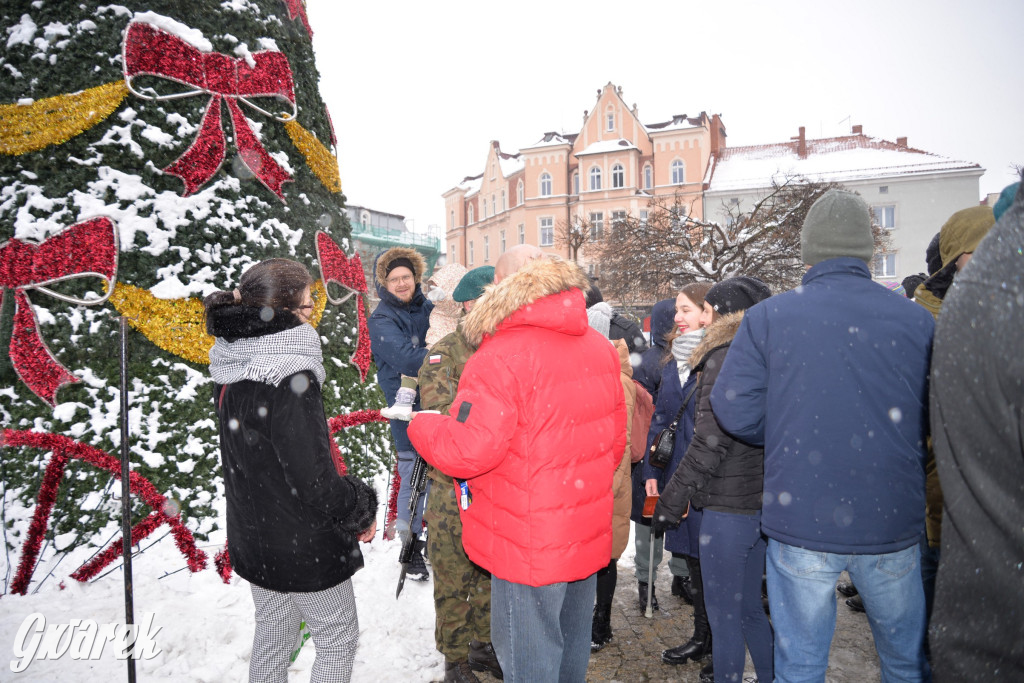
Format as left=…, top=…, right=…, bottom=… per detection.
left=2, top=472, right=643, bottom=682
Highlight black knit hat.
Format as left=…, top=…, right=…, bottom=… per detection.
left=705, top=276, right=771, bottom=315
left=925, top=232, right=942, bottom=275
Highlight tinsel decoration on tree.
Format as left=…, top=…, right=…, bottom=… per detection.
left=0, top=1, right=392, bottom=593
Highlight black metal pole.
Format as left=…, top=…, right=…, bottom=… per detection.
left=119, top=316, right=137, bottom=682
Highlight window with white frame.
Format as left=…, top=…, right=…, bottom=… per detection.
left=450, top=209, right=455, bottom=228
left=518, top=223, right=525, bottom=244
left=589, top=212, right=604, bottom=241
left=611, top=164, right=624, bottom=189
left=879, top=185, right=889, bottom=194
left=450, top=244, right=455, bottom=264
left=359, top=210, right=370, bottom=226
left=611, top=210, right=626, bottom=231
left=501, top=189, right=506, bottom=211
left=643, top=165, right=652, bottom=189
left=589, top=166, right=602, bottom=191
left=573, top=172, right=579, bottom=195
left=606, top=112, right=614, bottom=131
left=468, top=240, right=474, bottom=266
left=540, top=217, right=554, bottom=246
left=540, top=172, right=552, bottom=197
left=640, top=209, right=649, bottom=225
left=873, top=252, right=896, bottom=277
left=517, top=180, right=524, bottom=205
left=500, top=230, right=506, bottom=254
left=484, top=236, right=490, bottom=262
left=873, top=205, right=896, bottom=229
left=491, top=194, right=496, bottom=216
left=671, top=160, right=685, bottom=185
left=468, top=204, right=474, bottom=224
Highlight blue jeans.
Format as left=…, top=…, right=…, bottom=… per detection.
left=767, top=539, right=927, bottom=683
left=395, top=450, right=427, bottom=541
left=700, top=510, right=773, bottom=683
left=491, top=574, right=596, bottom=682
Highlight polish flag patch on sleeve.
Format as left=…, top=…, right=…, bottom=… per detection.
left=428, top=354, right=442, bottom=365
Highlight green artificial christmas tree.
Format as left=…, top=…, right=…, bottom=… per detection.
left=0, top=0, right=389, bottom=593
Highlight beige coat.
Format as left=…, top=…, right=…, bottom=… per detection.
left=611, top=339, right=635, bottom=559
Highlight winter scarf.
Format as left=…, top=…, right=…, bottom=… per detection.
left=672, top=328, right=705, bottom=385
left=209, top=324, right=326, bottom=387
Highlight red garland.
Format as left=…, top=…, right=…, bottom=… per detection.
left=122, top=21, right=295, bottom=200
left=387, top=460, right=401, bottom=532
left=282, top=0, right=314, bottom=38
left=3, top=429, right=207, bottom=594
left=316, top=232, right=373, bottom=382
left=0, top=217, right=119, bottom=405
left=214, top=544, right=232, bottom=584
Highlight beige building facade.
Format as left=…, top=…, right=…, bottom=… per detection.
left=443, top=82, right=726, bottom=276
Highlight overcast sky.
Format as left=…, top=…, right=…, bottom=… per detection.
left=306, top=0, right=1022, bottom=234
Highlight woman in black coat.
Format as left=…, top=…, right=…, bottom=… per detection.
left=654, top=276, right=773, bottom=683
left=205, top=258, right=377, bottom=683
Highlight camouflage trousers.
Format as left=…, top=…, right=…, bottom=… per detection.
left=424, top=475, right=491, bottom=660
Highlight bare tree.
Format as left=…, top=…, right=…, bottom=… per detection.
left=595, top=178, right=890, bottom=303
left=554, top=215, right=590, bottom=263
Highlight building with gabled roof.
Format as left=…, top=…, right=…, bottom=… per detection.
left=704, top=126, right=984, bottom=287
left=442, top=82, right=726, bottom=277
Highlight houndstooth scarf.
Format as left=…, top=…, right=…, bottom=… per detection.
left=672, top=328, right=705, bottom=386
left=209, top=324, right=326, bottom=387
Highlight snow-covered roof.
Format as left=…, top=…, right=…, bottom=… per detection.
left=498, top=154, right=524, bottom=177
left=706, top=135, right=980, bottom=193
left=457, top=174, right=482, bottom=196
left=645, top=114, right=703, bottom=133
left=575, top=138, right=639, bottom=157
left=522, top=132, right=575, bottom=149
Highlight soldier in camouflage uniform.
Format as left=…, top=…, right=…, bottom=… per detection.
left=418, top=266, right=502, bottom=683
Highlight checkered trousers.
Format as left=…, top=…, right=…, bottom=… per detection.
left=249, top=579, right=359, bottom=683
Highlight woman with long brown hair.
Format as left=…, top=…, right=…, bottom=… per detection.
left=205, top=258, right=377, bottom=683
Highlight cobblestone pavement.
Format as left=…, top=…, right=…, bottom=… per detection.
left=471, top=567, right=881, bottom=683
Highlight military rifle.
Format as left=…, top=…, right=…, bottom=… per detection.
left=395, top=454, right=429, bottom=598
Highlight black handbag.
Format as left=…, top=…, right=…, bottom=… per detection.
left=648, top=382, right=699, bottom=469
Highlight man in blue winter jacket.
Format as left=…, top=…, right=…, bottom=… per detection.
left=710, top=189, right=934, bottom=682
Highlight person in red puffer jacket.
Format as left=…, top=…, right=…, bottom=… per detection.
left=408, top=245, right=626, bottom=683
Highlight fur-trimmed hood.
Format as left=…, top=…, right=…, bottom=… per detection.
left=462, top=257, right=590, bottom=347
left=690, top=311, right=745, bottom=369
left=374, top=246, right=428, bottom=288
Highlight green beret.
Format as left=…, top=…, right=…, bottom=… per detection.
left=452, top=266, right=495, bottom=302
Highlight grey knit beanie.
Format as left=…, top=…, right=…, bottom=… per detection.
left=587, top=301, right=613, bottom=339
left=801, top=189, right=874, bottom=266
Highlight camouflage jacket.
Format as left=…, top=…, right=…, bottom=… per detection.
left=417, top=327, right=475, bottom=483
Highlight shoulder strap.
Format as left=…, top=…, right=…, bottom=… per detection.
left=667, top=380, right=699, bottom=430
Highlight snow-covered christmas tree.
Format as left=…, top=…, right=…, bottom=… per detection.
left=0, top=0, right=389, bottom=594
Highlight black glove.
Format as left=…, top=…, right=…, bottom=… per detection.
left=650, top=502, right=681, bottom=535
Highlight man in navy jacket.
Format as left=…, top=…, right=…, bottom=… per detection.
left=710, top=190, right=934, bottom=682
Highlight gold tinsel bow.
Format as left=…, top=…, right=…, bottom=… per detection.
left=108, top=281, right=327, bottom=365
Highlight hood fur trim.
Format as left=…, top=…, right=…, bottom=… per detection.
left=462, top=257, right=590, bottom=347
left=690, top=311, right=745, bottom=368
left=375, top=246, right=428, bottom=287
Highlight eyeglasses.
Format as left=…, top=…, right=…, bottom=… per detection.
left=386, top=274, right=414, bottom=285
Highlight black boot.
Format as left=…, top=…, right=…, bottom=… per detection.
left=662, top=556, right=712, bottom=665
left=468, top=640, right=503, bottom=680
left=672, top=575, right=694, bottom=605
left=638, top=581, right=660, bottom=612
left=591, top=606, right=612, bottom=651
left=592, top=560, right=616, bottom=651
left=445, top=659, right=481, bottom=683
left=699, top=660, right=714, bottom=683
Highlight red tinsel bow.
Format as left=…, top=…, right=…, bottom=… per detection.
left=123, top=21, right=296, bottom=200
left=282, top=0, right=314, bottom=38
left=316, top=231, right=372, bottom=382
left=0, top=218, right=119, bottom=406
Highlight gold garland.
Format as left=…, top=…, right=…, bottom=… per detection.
left=108, top=281, right=327, bottom=365
left=0, top=81, right=129, bottom=156
left=284, top=119, right=342, bottom=193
